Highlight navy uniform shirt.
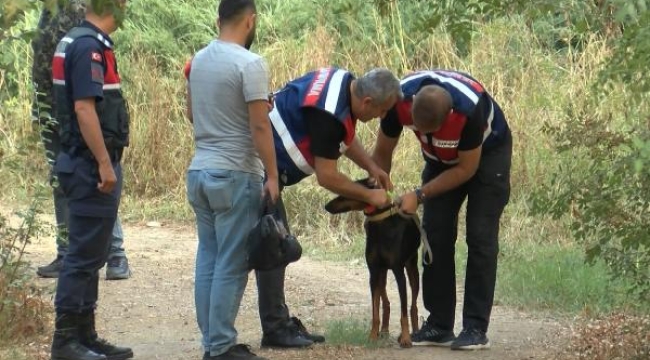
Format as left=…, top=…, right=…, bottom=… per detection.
left=59, top=21, right=112, bottom=104
left=52, top=21, right=121, bottom=218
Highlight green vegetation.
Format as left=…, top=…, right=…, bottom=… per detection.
left=1, top=1, right=648, bottom=355
left=324, top=318, right=391, bottom=348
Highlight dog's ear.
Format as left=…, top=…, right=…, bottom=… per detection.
left=356, top=177, right=376, bottom=189
left=324, top=178, right=375, bottom=214
left=324, top=196, right=367, bottom=214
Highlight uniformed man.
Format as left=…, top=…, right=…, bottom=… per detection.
left=49, top=1, right=133, bottom=359
left=32, top=0, right=131, bottom=281
left=372, top=70, right=512, bottom=351
left=254, top=67, right=402, bottom=348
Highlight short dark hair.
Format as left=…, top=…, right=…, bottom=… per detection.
left=86, top=0, right=125, bottom=16
left=412, top=85, right=452, bottom=130
left=218, top=0, right=256, bottom=24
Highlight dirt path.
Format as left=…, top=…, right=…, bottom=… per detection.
left=24, top=223, right=564, bottom=360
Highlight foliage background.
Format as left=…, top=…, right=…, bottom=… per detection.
left=0, top=2, right=648, bottom=349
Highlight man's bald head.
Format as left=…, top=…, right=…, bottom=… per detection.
left=412, top=85, right=452, bottom=133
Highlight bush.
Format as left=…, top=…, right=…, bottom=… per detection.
left=553, top=314, right=650, bottom=360
left=529, top=2, right=650, bottom=301
left=0, top=190, right=52, bottom=346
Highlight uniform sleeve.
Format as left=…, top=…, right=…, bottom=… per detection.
left=304, top=108, right=346, bottom=160
left=183, top=57, right=193, bottom=80
left=458, top=94, right=489, bottom=151
left=66, top=38, right=105, bottom=101
left=242, top=57, right=270, bottom=103
left=379, top=106, right=403, bottom=138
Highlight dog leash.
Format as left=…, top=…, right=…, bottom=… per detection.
left=388, top=193, right=434, bottom=265
left=365, top=204, right=434, bottom=266
left=397, top=211, right=433, bottom=266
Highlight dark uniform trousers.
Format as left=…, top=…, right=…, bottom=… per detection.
left=422, top=130, right=512, bottom=333
left=255, top=188, right=292, bottom=334
left=53, top=151, right=122, bottom=313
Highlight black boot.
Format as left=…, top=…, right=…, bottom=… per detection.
left=261, top=320, right=313, bottom=348
left=37, top=255, right=64, bottom=278
left=51, top=313, right=107, bottom=360
left=290, top=317, right=325, bottom=343
left=78, top=311, right=133, bottom=360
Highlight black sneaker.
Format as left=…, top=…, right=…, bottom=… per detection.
left=204, top=344, right=267, bottom=360
left=105, top=257, right=130, bottom=280
left=451, top=328, right=490, bottom=350
left=411, top=320, right=455, bottom=346
left=290, top=317, right=325, bottom=343
left=37, top=256, right=64, bottom=278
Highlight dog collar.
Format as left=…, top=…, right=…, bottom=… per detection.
left=364, top=205, right=400, bottom=222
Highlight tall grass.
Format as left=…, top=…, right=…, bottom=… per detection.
left=1, top=6, right=592, bottom=217
left=496, top=243, right=646, bottom=314
left=0, top=0, right=642, bottom=316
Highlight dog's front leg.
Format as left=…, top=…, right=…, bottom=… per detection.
left=406, top=255, right=420, bottom=332
left=379, top=272, right=390, bottom=336
left=394, top=268, right=412, bottom=348
left=368, top=267, right=382, bottom=341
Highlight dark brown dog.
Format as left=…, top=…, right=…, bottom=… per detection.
left=325, top=180, right=421, bottom=347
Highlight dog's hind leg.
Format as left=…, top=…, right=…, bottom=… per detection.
left=406, top=255, right=420, bottom=333
left=379, top=271, right=390, bottom=336
left=393, top=268, right=412, bottom=348
left=368, top=267, right=383, bottom=341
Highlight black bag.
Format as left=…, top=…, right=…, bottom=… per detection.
left=248, top=199, right=302, bottom=271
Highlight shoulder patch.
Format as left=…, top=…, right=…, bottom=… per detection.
left=91, top=51, right=103, bottom=63
left=91, top=62, right=104, bottom=84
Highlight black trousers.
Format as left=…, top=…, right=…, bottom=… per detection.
left=422, top=131, right=511, bottom=333
left=53, top=153, right=122, bottom=313
left=255, top=190, right=292, bottom=334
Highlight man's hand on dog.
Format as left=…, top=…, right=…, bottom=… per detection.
left=397, top=191, right=418, bottom=215
left=367, top=189, right=392, bottom=208
left=367, top=165, right=393, bottom=191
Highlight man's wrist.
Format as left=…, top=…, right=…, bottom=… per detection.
left=266, top=171, right=279, bottom=180
left=414, top=188, right=426, bottom=204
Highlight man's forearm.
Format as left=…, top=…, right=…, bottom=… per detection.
left=371, top=132, right=399, bottom=174
left=421, top=166, right=474, bottom=199
left=251, top=122, right=278, bottom=180
left=185, top=83, right=193, bottom=123
left=76, top=106, right=111, bottom=165
left=318, top=171, right=371, bottom=203
left=371, top=152, right=392, bottom=174
left=345, top=138, right=375, bottom=172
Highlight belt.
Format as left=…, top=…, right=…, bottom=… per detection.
left=69, top=147, right=123, bottom=162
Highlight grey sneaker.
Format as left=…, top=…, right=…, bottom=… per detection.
left=411, top=320, right=455, bottom=346
left=105, top=257, right=130, bottom=280
left=451, top=328, right=490, bottom=350
left=37, top=256, right=64, bottom=278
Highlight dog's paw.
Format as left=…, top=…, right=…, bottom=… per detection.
left=379, top=330, right=390, bottom=339
left=369, top=331, right=380, bottom=341
left=397, top=334, right=413, bottom=348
